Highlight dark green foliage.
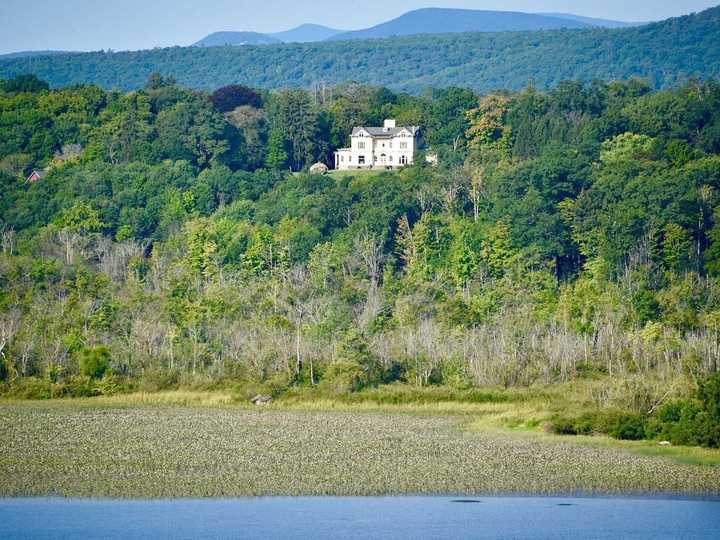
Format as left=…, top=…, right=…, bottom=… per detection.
left=698, top=372, right=720, bottom=419
left=632, top=286, right=661, bottom=324
left=607, top=413, right=647, bottom=440
left=646, top=398, right=720, bottom=448
left=1, top=8, right=719, bottom=93
left=210, top=85, right=263, bottom=112
left=0, top=74, right=49, bottom=93
left=549, top=411, right=634, bottom=437
left=77, top=346, right=110, bottom=379
left=549, top=416, right=582, bottom=435
left=144, top=72, right=176, bottom=91
left=552, top=375, right=720, bottom=447
left=0, top=356, right=7, bottom=382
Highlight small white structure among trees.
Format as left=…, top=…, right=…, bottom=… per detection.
left=309, top=162, right=329, bottom=175
left=334, top=119, right=420, bottom=171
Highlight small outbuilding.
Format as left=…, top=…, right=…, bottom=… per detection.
left=425, top=152, right=439, bottom=166
left=309, top=162, right=329, bottom=175
left=25, top=169, right=47, bottom=183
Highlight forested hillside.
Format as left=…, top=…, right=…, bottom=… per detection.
left=0, top=7, right=718, bottom=93
left=1, top=71, right=720, bottom=446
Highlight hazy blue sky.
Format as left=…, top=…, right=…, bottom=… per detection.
left=1, top=0, right=717, bottom=54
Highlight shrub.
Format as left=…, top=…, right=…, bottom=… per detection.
left=698, top=373, right=720, bottom=420
left=3, top=377, right=54, bottom=399
left=137, top=369, right=181, bottom=392
left=64, top=375, right=99, bottom=398
left=607, top=413, right=647, bottom=440
left=549, top=410, right=646, bottom=439
left=571, top=414, right=598, bottom=435
left=95, top=374, right=129, bottom=396
left=692, top=411, right=720, bottom=448
left=657, top=400, right=685, bottom=423
left=77, top=346, right=111, bottom=379
left=643, top=376, right=720, bottom=448
left=320, top=361, right=365, bottom=394
left=656, top=401, right=720, bottom=448
left=549, top=416, right=579, bottom=435
left=0, top=357, right=8, bottom=381
left=439, top=358, right=474, bottom=390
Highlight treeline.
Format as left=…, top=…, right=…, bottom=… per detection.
left=1, top=73, right=720, bottom=445
left=0, top=6, right=719, bottom=93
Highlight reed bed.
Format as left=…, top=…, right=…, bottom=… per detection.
left=1, top=403, right=719, bottom=498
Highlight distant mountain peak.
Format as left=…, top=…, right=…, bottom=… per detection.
left=193, top=32, right=280, bottom=47
left=270, top=24, right=346, bottom=43
left=326, top=8, right=595, bottom=41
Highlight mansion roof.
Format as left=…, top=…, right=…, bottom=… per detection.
left=351, top=126, right=420, bottom=138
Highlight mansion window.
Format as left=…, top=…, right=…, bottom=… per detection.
left=358, top=155, right=366, bottom=165
left=358, top=142, right=365, bottom=149
left=400, top=155, right=407, bottom=165
left=399, top=142, right=408, bottom=149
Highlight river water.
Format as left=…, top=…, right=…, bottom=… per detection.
left=1, top=496, right=719, bottom=539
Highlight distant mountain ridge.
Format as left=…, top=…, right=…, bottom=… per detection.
left=0, top=50, right=76, bottom=59
left=193, top=32, right=280, bottom=47
left=539, top=13, right=647, bottom=28
left=269, top=24, right=346, bottom=43
left=327, top=8, right=590, bottom=41
left=2, top=6, right=717, bottom=94
left=191, top=8, right=640, bottom=47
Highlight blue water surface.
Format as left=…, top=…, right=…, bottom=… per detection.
left=1, top=496, right=719, bottom=539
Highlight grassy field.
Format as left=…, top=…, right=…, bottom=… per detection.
left=1, top=398, right=719, bottom=498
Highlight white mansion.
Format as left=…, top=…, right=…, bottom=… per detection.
left=334, top=119, right=421, bottom=170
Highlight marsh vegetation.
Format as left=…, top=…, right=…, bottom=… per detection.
left=1, top=400, right=719, bottom=498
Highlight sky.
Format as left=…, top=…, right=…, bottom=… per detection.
left=0, top=0, right=717, bottom=54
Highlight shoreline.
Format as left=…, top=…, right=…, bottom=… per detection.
left=2, top=492, right=720, bottom=501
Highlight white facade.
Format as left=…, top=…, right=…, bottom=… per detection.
left=334, top=119, right=420, bottom=171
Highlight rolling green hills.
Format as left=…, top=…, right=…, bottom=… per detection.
left=0, top=7, right=718, bottom=93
